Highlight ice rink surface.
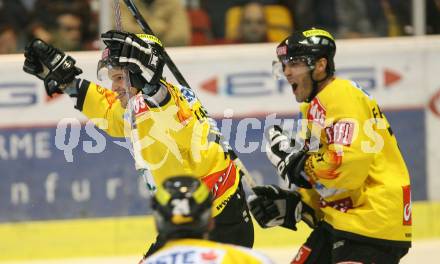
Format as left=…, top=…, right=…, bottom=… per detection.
left=2, top=239, right=439, bottom=264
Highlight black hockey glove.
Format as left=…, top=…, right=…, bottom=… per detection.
left=23, top=39, right=82, bottom=96
left=248, top=185, right=316, bottom=231
left=265, top=125, right=312, bottom=188
left=100, top=30, right=165, bottom=95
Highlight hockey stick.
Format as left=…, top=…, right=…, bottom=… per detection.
left=119, top=0, right=317, bottom=229
left=121, top=0, right=257, bottom=189
left=113, top=0, right=157, bottom=192
left=122, top=0, right=190, bottom=88
left=113, top=0, right=132, bottom=90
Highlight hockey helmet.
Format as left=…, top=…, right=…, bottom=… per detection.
left=152, top=175, right=212, bottom=239
left=276, top=28, right=336, bottom=75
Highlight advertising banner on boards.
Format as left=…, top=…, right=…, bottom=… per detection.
left=1, top=37, right=438, bottom=222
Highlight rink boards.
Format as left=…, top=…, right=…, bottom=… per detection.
left=0, top=111, right=427, bottom=221
left=1, top=37, right=440, bottom=259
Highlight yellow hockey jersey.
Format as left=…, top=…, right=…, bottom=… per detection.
left=143, top=239, right=274, bottom=264
left=298, top=78, right=411, bottom=247
left=76, top=79, right=240, bottom=216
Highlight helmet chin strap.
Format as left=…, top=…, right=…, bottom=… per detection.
left=128, top=71, right=160, bottom=96
left=305, top=65, right=331, bottom=103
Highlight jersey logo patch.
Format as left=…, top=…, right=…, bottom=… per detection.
left=96, top=84, right=105, bottom=95
left=319, top=197, right=353, bottom=213
left=133, top=94, right=149, bottom=116
left=201, top=250, right=218, bottom=261
left=325, top=121, right=355, bottom=146
left=180, top=86, right=197, bottom=104
left=202, top=160, right=237, bottom=201
left=144, top=247, right=226, bottom=264
left=307, top=97, right=326, bottom=127
left=402, top=185, right=412, bottom=226
left=105, top=90, right=117, bottom=106
left=291, top=245, right=311, bottom=264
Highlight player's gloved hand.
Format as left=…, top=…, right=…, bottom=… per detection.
left=265, top=125, right=312, bottom=188
left=101, top=30, right=165, bottom=95
left=248, top=185, right=305, bottom=230
left=23, top=39, right=82, bottom=96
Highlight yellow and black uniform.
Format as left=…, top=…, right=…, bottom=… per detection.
left=269, top=28, right=412, bottom=264
left=21, top=28, right=253, bottom=257
left=298, top=78, right=411, bottom=246
left=143, top=239, right=274, bottom=264
left=74, top=78, right=253, bottom=249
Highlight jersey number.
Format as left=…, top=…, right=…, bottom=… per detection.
left=171, top=198, right=191, bottom=215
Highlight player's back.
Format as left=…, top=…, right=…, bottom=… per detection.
left=142, top=238, right=274, bottom=264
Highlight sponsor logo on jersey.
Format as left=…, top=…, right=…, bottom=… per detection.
left=307, top=97, right=326, bottom=127
left=310, top=151, right=342, bottom=180
left=325, top=121, right=355, bottom=146
left=96, top=85, right=105, bottom=95
left=145, top=249, right=198, bottom=264
left=402, top=185, right=412, bottom=226
left=133, top=94, right=149, bottom=116
left=202, top=160, right=237, bottom=201
left=291, top=245, right=311, bottom=264
left=214, top=193, right=233, bottom=212
left=201, top=250, right=218, bottom=261
left=180, top=86, right=197, bottom=105
left=319, top=197, right=353, bottom=213
left=104, top=90, right=117, bottom=106
left=145, top=247, right=224, bottom=264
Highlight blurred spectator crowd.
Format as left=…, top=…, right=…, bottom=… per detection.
left=0, top=0, right=99, bottom=54
left=1, top=0, right=440, bottom=54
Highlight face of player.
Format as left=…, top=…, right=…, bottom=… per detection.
left=109, top=68, right=137, bottom=108
left=283, top=61, right=313, bottom=103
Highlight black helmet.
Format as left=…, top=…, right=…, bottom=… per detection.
left=276, top=28, right=336, bottom=75
left=152, top=175, right=212, bottom=239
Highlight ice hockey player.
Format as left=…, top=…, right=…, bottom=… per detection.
left=22, top=30, right=253, bottom=256
left=142, top=175, right=273, bottom=264
left=248, top=28, right=412, bottom=263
